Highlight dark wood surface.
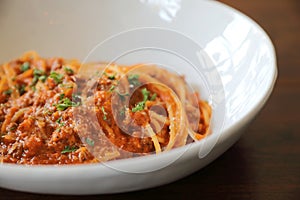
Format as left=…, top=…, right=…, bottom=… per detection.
left=1, top=1, right=299, bottom=199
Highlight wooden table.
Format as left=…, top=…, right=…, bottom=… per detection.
left=1, top=1, right=299, bottom=199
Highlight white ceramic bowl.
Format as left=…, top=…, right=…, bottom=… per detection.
left=0, top=0, right=277, bottom=195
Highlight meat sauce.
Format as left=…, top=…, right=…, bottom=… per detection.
left=0, top=52, right=211, bottom=165
left=0, top=53, right=169, bottom=164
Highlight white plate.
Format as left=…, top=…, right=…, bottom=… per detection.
left=0, top=0, right=277, bottom=195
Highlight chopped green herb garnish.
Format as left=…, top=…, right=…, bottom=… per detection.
left=103, top=72, right=116, bottom=80
left=64, top=66, right=74, bottom=75
left=56, top=116, right=65, bottom=127
left=132, top=101, right=145, bottom=112
left=31, top=85, right=36, bottom=92
left=56, top=116, right=62, bottom=124
left=54, top=97, right=80, bottom=111
left=150, top=93, right=157, bottom=101
left=128, top=74, right=140, bottom=86
left=131, top=88, right=155, bottom=112
left=21, top=62, right=30, bottom=72
left=108, top=74, right=115, bottom=80
left=59, top=93, right=65, bottom=100
left=101, top=106, right=107, bottom=120
left=3, top=89, right=12, bottom=95
left=61, top=146, right=78, bottom=154
left=49, top=71, right=64, bottom=84
left=31, top=69, right=45, bottom=86
left=86, top=138, right=95, bottom=147
left=33, top=69, right=44, bottom=76
left=31, top=76, right=39, bottom=86
left=141, top=88, right=150, bottom=102
left=109, top=85, right=116, bottom=92
left=16, top=84, right=26, bottom=95
left=39, top=75, right=47, bottom=82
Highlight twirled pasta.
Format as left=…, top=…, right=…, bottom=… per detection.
left=0, top=52, right=211, bottom=164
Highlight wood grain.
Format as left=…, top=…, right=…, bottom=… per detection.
left=1, top=0, right=299, bottom=199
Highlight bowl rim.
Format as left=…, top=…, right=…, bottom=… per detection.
left=0, top=0, right=278, bottom=173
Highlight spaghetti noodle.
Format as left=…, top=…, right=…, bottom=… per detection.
left=0, top=52, right=211, bottom=164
